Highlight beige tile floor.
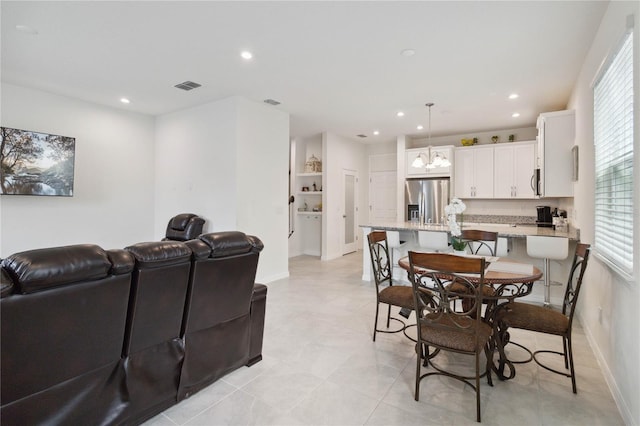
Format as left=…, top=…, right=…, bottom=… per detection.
left=144, top=252, right=624, bottom=426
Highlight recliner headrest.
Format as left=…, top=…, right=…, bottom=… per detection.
left=169, top=213, right=199, bottom=231
left=199, top=231, right=263, bottom=258
left=1, top=244, right=112, bottom=294
left=125, top=241, right=192, bottom=268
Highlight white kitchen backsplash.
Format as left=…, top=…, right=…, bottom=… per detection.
left=462, top=198, right=573, bottom=219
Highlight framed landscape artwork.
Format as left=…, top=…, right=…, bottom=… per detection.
left=0, top=126, right=75, bottom=196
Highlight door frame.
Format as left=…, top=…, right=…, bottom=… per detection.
left=342, top=169, right=358, bottom=255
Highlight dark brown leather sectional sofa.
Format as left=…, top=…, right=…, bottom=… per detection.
left=0, top=231, right=266, bottom=426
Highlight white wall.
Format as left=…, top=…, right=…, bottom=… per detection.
left=155, top=98, right=238, bottom=235
left=322, top=132, right=367, bottom=260
left=1, top=83, right=156, bottom=255
left=155, top=96, right=289, bottom=283
left=569, top=2, right=639, bottom=425
left=236, top=97, right=290, bottom=282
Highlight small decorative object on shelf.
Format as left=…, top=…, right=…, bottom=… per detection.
left=304, top=154, right=322, bottom=173
left=491, top=135, right=499, bottom=143
left=445, top=197, right=467, bottom=252
left=473, top=137, right=478, bottom=144
left=508, top=134, right=515, bottom=142
left=461, top=138, right=474, bottom=146
left=312, top=182, right=317, bottom=191
left=302, top=186, right=309, bottom=192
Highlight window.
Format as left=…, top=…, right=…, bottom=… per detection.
left=593, top=30, right=634, bottom=278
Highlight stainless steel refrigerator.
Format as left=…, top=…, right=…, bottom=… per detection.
left=405, top=178, right=450, bottom=224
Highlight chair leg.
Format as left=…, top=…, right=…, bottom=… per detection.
left=567, top=335, right=577, bottom=393
left=414, top=343, right=423, bottom=402
left=373, top=302, right=380, bottom=342
left=563, top=336, right=569, bottom=369
left=484, top=344, right=493, bottom=387
left=386, top=304, right=392, bottom=328
left=475, top=351, right=481, bottom=422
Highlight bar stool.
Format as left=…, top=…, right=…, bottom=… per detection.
left=526, top=235, right=569, bottom=307
left=386, top=231, right=407, bottom=279
left=417, top=231, right=450, bottom=253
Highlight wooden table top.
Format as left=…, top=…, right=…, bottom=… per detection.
left=398, top=255, right=542, bottom=285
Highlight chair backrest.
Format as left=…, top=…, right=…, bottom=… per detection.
left=526, top=235, right=569, bottom=260
left=408, top=251, right=486, bottom=337
left=418, top=231, right=449, bottom=252
left=461, top=229, right=498, bottom=256
left=164, top=213, right=205, bottom=241
left=563, top=243, right=590, bottom=325
left=367, top=231, right=392, bottom=290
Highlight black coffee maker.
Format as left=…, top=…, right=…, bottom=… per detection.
left=536, top=205, right=553, bottom=227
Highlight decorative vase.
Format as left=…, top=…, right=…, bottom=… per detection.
left=454, top=250, right=466, bottom=256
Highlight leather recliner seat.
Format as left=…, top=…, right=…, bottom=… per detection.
left=0, top=245, right=135, bottom=425
left=0, top=231, right=267, bottom=426
left=179, top=231, right=266, bottom=400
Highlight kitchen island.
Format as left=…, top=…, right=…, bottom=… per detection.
left=360, top=221, right=579, bottom=306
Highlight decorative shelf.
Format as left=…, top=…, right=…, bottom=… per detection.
left=296, top=172, right=322, bottom=177
left=297, top=211, right=323, bottom=215
left=297, top=191, right=322, bottom=195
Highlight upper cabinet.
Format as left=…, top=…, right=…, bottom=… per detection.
left=537, top=110, right=575, bottom=197
left=494, top=141, right=536, bottom=199
left=454, top=145, right=494, bottom=198
left=406, top=146, right=453, bottom=178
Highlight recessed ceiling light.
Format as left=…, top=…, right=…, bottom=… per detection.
left=397, top=111, right=405, bottom=117
left=15, top=24, right=38, bottom=35
left=240, top=51, right=253, bottom=60
left=417, top=125, right=424, bottom=130
left=401, top=49, right=416, bottom=57
left=120, top=98, right=130, bottom=104
left=373, top=130, right=380, bottom=136
left=512, top=112, right=520, bottom=118
left=509, top=93, right=519, bottom=99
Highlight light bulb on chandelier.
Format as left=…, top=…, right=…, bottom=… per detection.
left=412, top=103, right=450, bottom=169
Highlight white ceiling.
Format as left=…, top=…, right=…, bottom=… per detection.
left=1, top=1, right=609, bottom=144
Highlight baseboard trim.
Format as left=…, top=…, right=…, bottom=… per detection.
left=578, top=311, right=635, bottom=426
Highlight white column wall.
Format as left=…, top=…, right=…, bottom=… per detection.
left=0, top=83, right=156, bottom=255
left=322, top=132, right=367, bottom=260
left=236, top=97, right=290, bottom=282
left=154, top=98, right=238, bottom=236
left=568, top=2, right=640, bottom=424
left=155, top=96, right=289, bottom=283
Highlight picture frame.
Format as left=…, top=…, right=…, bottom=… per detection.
left=0, top=126, right=75, bottom=196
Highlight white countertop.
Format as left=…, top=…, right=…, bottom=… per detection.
left=360, top=221, right=579, bottom=240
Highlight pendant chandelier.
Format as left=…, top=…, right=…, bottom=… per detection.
left=411, top=103, right=451, bottom=169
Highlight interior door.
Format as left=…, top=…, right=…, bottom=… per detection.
left=369, top=171, right=396, bottom=222
left=342, top=170, right=358, bottom=255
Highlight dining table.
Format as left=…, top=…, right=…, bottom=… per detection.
left=397, top=254, right=543, bottom=381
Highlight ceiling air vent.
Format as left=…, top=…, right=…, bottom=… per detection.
left=356, top=134, right=368, bottom=138
left=263, top=99, right=281, bottom=106
left=174, top=81, right=202, bottom=91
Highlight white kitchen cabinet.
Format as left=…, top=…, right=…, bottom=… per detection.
left=536, top=110, right=575, bottom=197
left=454, top=145, right=494, bottom=198
left=406, top=146, right=453, bottom=178
left=494, top=141, right=536, bottom=199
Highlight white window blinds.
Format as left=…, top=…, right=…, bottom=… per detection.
left=593, top=31, right=634, bottom=277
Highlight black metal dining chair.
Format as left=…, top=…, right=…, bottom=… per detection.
left=408, top=251, right=493, bottom=423
left=497, top=243, right=590, bottom=393
left=367, top=231, right=414, bottom=342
